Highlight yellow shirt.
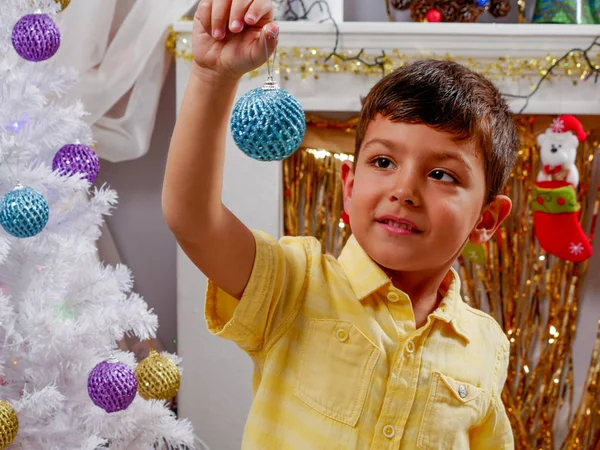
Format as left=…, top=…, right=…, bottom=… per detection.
left=205, top=231, right=514, bottom=449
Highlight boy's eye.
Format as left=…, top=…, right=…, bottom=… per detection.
left=373, top=157, right=396, bottom=169
left=429, top=169, right=456, bottom=183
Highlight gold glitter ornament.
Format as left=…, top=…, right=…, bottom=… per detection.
left=0, top=401, right=18, bottom=449
left=135, top=347, right=180, bottom=401
left=54, top=0, right=71, bottom=11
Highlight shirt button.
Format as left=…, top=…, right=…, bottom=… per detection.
left=387, top=291, right=400, bottom=302
left=383, top=424, right=395, bottom=438
left=336, top=329, right=349, bottom=343
left=458, top=384, right=468, bottom=399
left=405, top=340, right=415, bottom=354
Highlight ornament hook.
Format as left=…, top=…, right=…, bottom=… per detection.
left=263, top=24, right=279, bottom=90
left=31, top=0, right=42, bottom=14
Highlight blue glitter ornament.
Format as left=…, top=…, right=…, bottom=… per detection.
left=230, top=76, right=306, bottom=161
left=475, top=0, right=490, bottom=6
left=0, top=185, right=49, bottom=238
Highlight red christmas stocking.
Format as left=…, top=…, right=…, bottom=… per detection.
left=532, top=180, right=593, bottom=262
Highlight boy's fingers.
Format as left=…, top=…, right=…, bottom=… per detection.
left=211, top=0, right=232, bottom=40
left=196, top=0, right=213, bottom=36
left=244, top=0, right=273, bottom=25
left=229, top=0, right=252, bottom=33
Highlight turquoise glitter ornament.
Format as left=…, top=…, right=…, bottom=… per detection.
left=230, top=30, right=305, bottom=161
left=0, top=184, right=49, bottom=238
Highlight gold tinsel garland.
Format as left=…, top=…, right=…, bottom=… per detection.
left=283, top=147, right=353, bottom=254
left=282, top=116, right=600, bottom=449
left=167, top=27, right=600, bottom=82
left=283, top=114, right=357, bottom=254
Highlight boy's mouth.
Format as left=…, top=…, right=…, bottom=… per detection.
left=376, top=216, right=421, bottom=234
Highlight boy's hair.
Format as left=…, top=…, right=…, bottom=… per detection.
left=355, top=59, right=518, bottom=205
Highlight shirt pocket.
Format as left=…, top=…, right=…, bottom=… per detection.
left=417, top=372, right=491, bottom=450
left=294, top=319, right=380, bottom=427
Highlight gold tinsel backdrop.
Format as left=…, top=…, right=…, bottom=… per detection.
left=283, top=115, right=600, bottom=449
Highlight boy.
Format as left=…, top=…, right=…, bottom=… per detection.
left=163, top=0, right=517, bottom=448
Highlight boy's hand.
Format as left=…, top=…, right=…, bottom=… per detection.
left=193, top=0, right=278, bottom=83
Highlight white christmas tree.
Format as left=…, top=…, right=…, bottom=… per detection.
left=0, top=1, right=196, bottom=448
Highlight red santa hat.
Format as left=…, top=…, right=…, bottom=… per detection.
left=550, top=114, right=587, bottom=142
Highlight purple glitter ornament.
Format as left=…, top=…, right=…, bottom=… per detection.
left=11, top=12, right=61, bottom=62
left=87, top=357, right=137, bottom=413
left=52, top=143, right=100, bottom=184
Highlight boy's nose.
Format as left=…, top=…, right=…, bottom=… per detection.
left=389, top=175, right=421, bottom=207
left=389, top=191, right=420, bottom=206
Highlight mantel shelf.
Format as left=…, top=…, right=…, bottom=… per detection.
left=174, top=21, right=600, bottom=54
left=173, top=21, right=600, bottom=114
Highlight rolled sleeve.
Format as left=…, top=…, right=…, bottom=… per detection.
left=205, top=230, right=315, bottom=353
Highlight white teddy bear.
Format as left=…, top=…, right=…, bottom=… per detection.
left=536, top=115, right=586, bottom=188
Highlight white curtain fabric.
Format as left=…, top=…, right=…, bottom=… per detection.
left=55, top=0, right=197, bottom=162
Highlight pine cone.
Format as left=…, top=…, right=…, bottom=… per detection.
left=410, top=0, right=434, bottom=21
left=391, top=0, right=415, bottom=10
left=489, top=0, right=510, bottom=17
left=437, top=1, right=459, bottom=22
left=456, top=2, right=484, bottom=21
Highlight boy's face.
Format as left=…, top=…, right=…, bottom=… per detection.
left=341, top=115, right=511, bottom=273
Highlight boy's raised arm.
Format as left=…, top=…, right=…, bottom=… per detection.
left=162, top=0, right=277, bottom=299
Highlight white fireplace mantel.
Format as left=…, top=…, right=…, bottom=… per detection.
left=172, top=21, right=600, bottom=450
left=173, top=20, right=600, bottom=114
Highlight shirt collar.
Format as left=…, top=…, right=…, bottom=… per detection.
left=429, top=268, right=472, bottom=344
left=337, top=235, right=471, bottom=343
left=338, top=235, right=391, bottom=300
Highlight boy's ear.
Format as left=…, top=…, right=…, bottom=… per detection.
left=340, top=160, right=355, bottom=215
left=469, top=195, right=512, bottom=245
